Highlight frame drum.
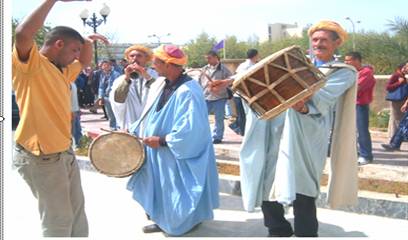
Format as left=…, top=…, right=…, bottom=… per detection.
left=88, top=132, right=145, bottom=177
left=232, top=45, right=326, bottom=120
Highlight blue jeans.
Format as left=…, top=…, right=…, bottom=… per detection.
left=225, top=100, right=233, bottom=118
left=390, top=111, right=408, bottom=148
left=71, top=111, right=82, bottom=148
left=207, top=99, right=227, bottom=141
left=104, top=97, right=117, bottom=130
left=356, top=105, right=373, bottom=159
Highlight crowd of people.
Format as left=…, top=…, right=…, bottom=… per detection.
left=11, top=0, right=407, bottom=238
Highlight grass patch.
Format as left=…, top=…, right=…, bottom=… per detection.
left=74, top=134, right=93, bottom=156
left=217, top=162, right=408, bottom=196
left=369, top=109, right=389, bottom=131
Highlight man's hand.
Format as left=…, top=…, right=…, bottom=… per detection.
left=86, top=33, right=110, bottom=45
left=124, top=62, right=147, bottom=80
left=143, top=136, right=161, bottom=148
left=79, top=33, right=109, bottom=66
left=292, top=100, right=306, bottom=112
left=401, top=100, right=408, bottom=112
left=96, top=98, right=104, bottom=106
left=208, top=79, right=233, bottom=94
left=292, top=96, right=312, bottom=114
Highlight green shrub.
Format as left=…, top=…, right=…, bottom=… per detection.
left=369, top=109, right=390, bottom=130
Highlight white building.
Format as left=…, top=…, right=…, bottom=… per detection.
left=267, top=23, right=303, bottom=42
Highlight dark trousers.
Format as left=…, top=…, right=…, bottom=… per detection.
left=390, top=111, right=408, bottom=148
left=261, top=194, right=318, bottom=237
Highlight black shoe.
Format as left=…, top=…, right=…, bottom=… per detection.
left=142, top=224, right=162, bottom=233
left=213, top=139, right=222, bottom=144
left=381, top=143, right=399, bottom=151
left=89, top=109, right=97, bottom=114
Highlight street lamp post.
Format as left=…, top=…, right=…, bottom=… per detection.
left=80, top=3, right=110, bottom=65
left=345, top=17, right=361, bottom=51
left=148, top=33, right=171, bottom=47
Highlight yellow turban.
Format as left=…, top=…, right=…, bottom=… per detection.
left=308, top=20, right=348, bottom=45
left=124, top=44, right=153, bottom=62
left=153, top=45, right=188, bottom=66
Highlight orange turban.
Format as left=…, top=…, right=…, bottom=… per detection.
left=308, top=20, right=348, bottom=45
left=153, top=45, right=188, bottom=66
left=124, top=44, right=153, bottom=62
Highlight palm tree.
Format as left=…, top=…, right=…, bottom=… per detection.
left=386, top=16, right=408, bottom=37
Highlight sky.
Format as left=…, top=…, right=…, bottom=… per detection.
left=9, top=0, right=407, bottom=45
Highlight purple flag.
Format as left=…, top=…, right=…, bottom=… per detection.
left=212, top=40, right=225, bottom=51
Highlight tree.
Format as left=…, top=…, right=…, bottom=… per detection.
left=183, top=32, right=216, bottom=68
left=224, top=36, right=248, bottom=59
left=387, top=16, right=408, bottom=38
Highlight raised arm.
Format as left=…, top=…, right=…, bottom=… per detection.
left=14, top=0, right=57, bottom=62
left=79, top=33, right=109, bottom=67
left=14, top=0, right=93, bottom=62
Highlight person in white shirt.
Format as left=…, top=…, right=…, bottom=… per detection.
left=110, top=45, right=159, bottom=130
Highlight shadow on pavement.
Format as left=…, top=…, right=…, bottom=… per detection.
left=318, top=222, right=367, bottom=237
left=186, top=219, right=368, bottom=237
left=184, top=194, right=368, bottom=237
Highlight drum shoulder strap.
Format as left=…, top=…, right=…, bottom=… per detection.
left=319, top=62, right=357, bottom=76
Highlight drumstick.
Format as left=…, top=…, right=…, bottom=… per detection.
left=100, top=128, right=115, bottom=133
left=99, top=128, right=143, bottom=140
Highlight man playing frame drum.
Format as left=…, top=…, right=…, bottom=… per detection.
left=127, top=45, right=219, bottom=236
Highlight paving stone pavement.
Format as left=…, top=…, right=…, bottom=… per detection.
left=5, top=165, right=408, bottom=239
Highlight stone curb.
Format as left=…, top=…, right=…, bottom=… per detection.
left=77, top=156, right=407, bottom=220
left=218, top=174, right=408, bottom=220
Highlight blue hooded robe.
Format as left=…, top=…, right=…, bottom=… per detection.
left=127, top=76, right=219, bottom=236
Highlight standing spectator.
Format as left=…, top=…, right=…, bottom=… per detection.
left=71, top=82, right=82, bottom=149
left=96, top=60, right=121, bottom=130
left=382, top=98, right=408, bottom=150
left=12, top=0, right=108, bottom=236
left=235, top=48, right=260, bottom=73
left=119, top=58, right=128, bottom=71
left=386, top=62, right=408, bottom=138
left=345, top=52, right=376, bottom=165
left=110, top=58, right=124, bottom=74
left=89, top=62, right=109, bottom=118
left=89, top=63, right=103, bottom=114
left=199, top=50, right=232, bottom=144
left=230, top=48, right=260, bottom=135
left=75, top=66, right=94, bottom=107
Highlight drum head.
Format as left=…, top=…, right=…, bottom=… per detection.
left=89, top=132, right=145, bottom=177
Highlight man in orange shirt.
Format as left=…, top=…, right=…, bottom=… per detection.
left=12, top=0, right=108, bottom=237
